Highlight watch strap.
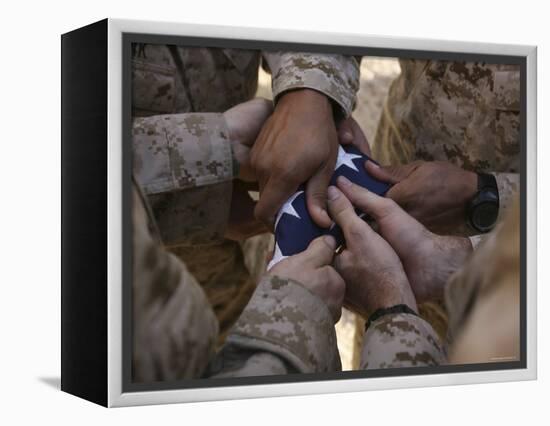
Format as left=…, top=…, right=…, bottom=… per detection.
left=477, top=172, right=498, bottom=193
left=365, top=304, right=419, bottom=331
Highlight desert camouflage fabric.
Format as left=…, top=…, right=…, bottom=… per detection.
left=208, top=275, right=341, bottom=376
left=133, top=113, right=233, bottom=246
left=358, top=195, right=520, bottom=369
left=371, top=59, right=520, bottom=338
left=132, top=183, right=340, bottom=382
left=360, top=312, right=445, bottom=369
left=132, top=112, right=257, bottom=342
left=132, top=44, right=359, bottom=337
left=373, top=60, right=520, bottom=227
left=132, top=182, right=218, bottom=381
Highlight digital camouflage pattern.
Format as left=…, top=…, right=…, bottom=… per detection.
left=132, top=182, right=218, bottom=382
left=373, top=60, right=520, bottom=227
left=209, top=275, right=341, bottom=376
left=266, top=51, right=360, bottom=117
left=132, top=44, right=359, bottom=117
left=372, top=59, right=520, bottom=338
left=133, top=113, right=233, bottom=246
left=132, top=112, right=252, bottom=343
left=132, top=182, right=339, bottom=381
left=132, top=44, right=360, bottom=336
left=359, top=312, right=445, bottom=369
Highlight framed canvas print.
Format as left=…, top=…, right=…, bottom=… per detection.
left=61, top=18, right=537, bottom=407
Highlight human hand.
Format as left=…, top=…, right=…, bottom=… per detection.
left=251, top=89, right=338, bottom=229
left=337, top=116, right=371, bottom=156
left=335, top=175, right=473, bottom=303
left=365, top=160, right=477, bottom=233
left=269, top=235, right=345, bottom=321
left=326, top=185, right=417, bottom=317
left=225, top=180, right=268, bottom=241
left=224, top=98, right=273, bottom=182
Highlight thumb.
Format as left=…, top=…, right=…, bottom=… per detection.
left=298, top=235, right=337, bottom=268
left=326, top=185, right=372, bottom=245
left=337, top=118, right=354, bottom=145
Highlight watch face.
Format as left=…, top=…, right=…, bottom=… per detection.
left=472, top=201, right=499, bottom=232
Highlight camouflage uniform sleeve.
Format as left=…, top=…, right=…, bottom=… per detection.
left=132, top=113, right=234, bottom=246
left=262, top=52, right=360, bottom=118
left=359, top=313, right=446, bottom=369
left=493, top=172, right=519, bottom=222
left=132, top=183, right=219, bottom=383
left=207, top=275, right=341, bottom=377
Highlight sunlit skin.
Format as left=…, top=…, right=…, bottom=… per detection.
left=366, top=160, right=478, bottom=234
left=270, top=235, right=345, bottom=322
left=251, top=89, right=339, bottom=229
left=326, top=183, right=417, bottom=317
left=333, top=176, right=472, bottom=305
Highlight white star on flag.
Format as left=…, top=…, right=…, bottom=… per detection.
left=267, top=242, right=287, bottom=271
left=335, top=146, right=362, bottom=172
left=274, top=190, right=303, bottom=230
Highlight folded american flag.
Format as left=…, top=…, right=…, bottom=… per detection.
left=267, top=145, right=390, bottom=270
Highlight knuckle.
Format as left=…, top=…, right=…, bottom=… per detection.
left=307, top=186, right=327, bottom=202
left=272, top=163, right=295, bottom=183
left=348, top=220, right=367, bottom=240
left=379, top=197, right=397, bottom=215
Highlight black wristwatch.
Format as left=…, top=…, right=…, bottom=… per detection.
left=467, top=173, right=499, bottom=233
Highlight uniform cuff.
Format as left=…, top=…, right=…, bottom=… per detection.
left=270, top=53, right=359, bottom=118
left=493, top=172, right=519, bottom=223
left=226, top=275, right=341, bottom=373
left=132, top=113, right=234, bottom=246
left=360, top=313, right=445, bottom=369
left=133, top=112, right=234, bottom=195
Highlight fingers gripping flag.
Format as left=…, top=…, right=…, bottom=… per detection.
left=267, top=145, right=391, bottom=270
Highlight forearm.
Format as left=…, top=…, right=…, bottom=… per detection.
left=360, top=312, right=446, bottom=369
left=206, top=275, right=342, bottom=377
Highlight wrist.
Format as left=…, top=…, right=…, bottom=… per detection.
left=466, top=173, right=500, bottom=232
left=462, top=170, right=479, bottom=204
left=428, top=235, right=473, bottom=299
left=366, top=304, right=419, bottom=331
left=368, top=277, right=417, bottom=314
left=278, top=88, right=333, bottom=116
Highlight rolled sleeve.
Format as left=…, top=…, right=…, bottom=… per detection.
left=360, top=313, right=446, bottom=369
left=132, top=113, right=234, bottom=246
left=493, top=172, right=519, bottom=222
left=223, top=275, right=341, bottom=374
left=263, top=52, right=360, bottom=118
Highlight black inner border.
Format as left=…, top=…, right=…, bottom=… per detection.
left=121, top=32, right=527, bottom=394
